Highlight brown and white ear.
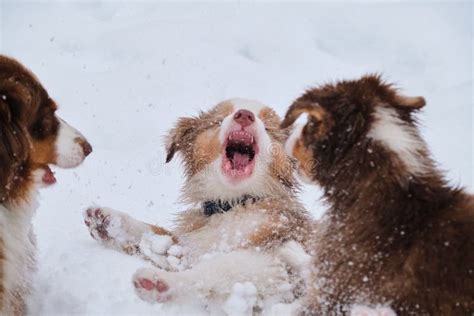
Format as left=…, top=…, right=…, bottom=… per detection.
left=280, top=101, right=325, bottom=129
left=395, top=94, right=426, bottom=110
left=280, top=101, right=332, bottom=139
left=165, top=117, right=197, bottom=163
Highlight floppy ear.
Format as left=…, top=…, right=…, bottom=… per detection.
left=0, top=97, right=29, bottom=201
left=165, top=117, right=197, bottom=163
left=280, top=100, right=332, bottom=139
left=394, top=94, right=426, bottom=110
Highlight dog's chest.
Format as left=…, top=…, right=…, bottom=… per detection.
left=181, top=209, right=269, bottom=262
left=0, top=203, right=37, bottom=309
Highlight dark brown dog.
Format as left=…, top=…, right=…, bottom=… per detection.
left=281, top=75, right=474, bottom=315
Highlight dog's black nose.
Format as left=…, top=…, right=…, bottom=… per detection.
left=80, top=140, right=93, bottom=157
left=233, top=109, right=255, bottom=127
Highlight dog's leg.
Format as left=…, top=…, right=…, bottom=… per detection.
left=277, top=240, right=312, bottom=296
left=133, top=250, right=293, bottom=308
left=83, top=207, right=178, bottom=268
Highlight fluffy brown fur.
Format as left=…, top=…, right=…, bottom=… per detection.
left=84, top=99, right=313, bottom=307
left=85, top=100, right=309, bottom=255
left=0, top=55, right=91, bottom=314
left=0, top=56, right=56, bottom=203
left=281, top=75, right=474, bottom=315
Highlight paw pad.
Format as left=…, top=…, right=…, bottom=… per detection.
left=133, top=270, right=171, bottom=303
left=83, top=207, right=112, bottom=242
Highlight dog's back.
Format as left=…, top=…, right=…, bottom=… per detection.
left=359, top=190, right=474, bottom=315
left=281, top=75, right=474, bottom=315
left=400, top=193, right=473, bottom=314
left=307, top=185, right=474, bottom=315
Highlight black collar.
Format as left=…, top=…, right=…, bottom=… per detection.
left=202, top=195, right=260, bottom=217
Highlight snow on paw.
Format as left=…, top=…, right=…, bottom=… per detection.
left=350, top=305, right=380, bottom=316
left=138, top=233, right=185, bottom=271
left=167, top=245, right=185, bottom=271
left=133, top=268, right=171, bottom=303
left=139, top=233, right=174, bottom=269
left=223, top=282, right=258, bottom=316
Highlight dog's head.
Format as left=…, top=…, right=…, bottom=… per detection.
left=0, top=55, right=92, bottom=203
left=166, top=98, right=296, bottom=202
left=281, top=75, right=429, bottom=186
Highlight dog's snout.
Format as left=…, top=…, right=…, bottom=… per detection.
left=233, top=109, right=255, bottom=127
left=77, top=138, right=93, bottom=157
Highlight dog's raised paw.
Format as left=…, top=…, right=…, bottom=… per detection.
left=133, top=268, right=171, bottom=303
left=84, top=207, right=112, bottom=241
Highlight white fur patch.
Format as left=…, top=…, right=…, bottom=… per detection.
left=368, top=107, right=427, bottom=174
left=283, top=124, right=315, bottom=184
left=350, top=305, right=396, bottom=316
left=31, top=168, right=50, bottom=189
left=55, top=118, right=87, bottom=168
left=0, top=192, right=39, bottom=314
left=277, top=240, right=312, bottom=279
left=285, top=124, right=303, bottom=158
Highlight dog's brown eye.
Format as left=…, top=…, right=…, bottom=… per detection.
left=32, top=114, right=58, bottom=139
left=32, top=119, right=49, bottom=138
left=209, top=120, right=222, bottom=128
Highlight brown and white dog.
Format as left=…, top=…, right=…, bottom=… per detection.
left=0, top=55, right=92, bottom=314
left=83, top=98, right=313, bottom=311
left=281, top=75, right=474, bottom=315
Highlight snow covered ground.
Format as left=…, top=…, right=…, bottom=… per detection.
left=1, top=1, right=472, bottom=315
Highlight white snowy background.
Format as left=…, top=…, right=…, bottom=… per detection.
left=1, top=1, right=472, bottom=315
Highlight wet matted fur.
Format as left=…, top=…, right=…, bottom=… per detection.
left=282, top=75, right=474, bottom=315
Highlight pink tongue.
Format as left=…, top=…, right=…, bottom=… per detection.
left=42, top=167, right=57, bottom=185
left=232, top=153, right=250, bottom=170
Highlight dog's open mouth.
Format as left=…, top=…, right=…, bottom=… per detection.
left=41, top=165, right=57, bottom=185
left=222, top=130, right=258, bottom=181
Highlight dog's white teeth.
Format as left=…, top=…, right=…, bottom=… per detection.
left=227, top=131, right=255, bottom=143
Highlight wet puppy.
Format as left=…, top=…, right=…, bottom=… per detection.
left=84, top=99, right=313, bottom=311
left=0, top=55, right=92, bottom=314
left=281, top=75, right=474, bottom=315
